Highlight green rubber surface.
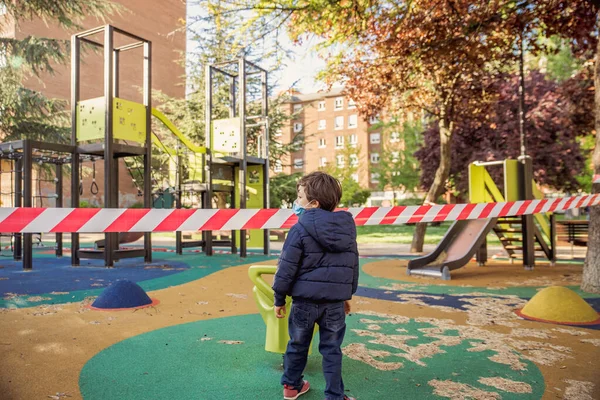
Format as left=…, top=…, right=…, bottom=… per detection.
left=80, top=314, right=545, bottom=400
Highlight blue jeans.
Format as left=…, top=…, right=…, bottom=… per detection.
left=281, top=300, right=346, bottom=400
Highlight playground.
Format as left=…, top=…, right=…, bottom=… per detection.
left=0, top=24, right=599, bottom=400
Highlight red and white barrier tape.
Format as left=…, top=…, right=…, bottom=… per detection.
left=0, top=194, right=597, bottom=234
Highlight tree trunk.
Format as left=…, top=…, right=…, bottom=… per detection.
left=411, top=113, right=453, bottom=252
left=581, top=30, right=600, bottom=294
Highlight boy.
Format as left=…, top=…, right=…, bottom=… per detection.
left=273, top=171, right=359, bottom=400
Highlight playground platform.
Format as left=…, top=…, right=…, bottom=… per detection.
left=0, top=244, right=598, bottom=400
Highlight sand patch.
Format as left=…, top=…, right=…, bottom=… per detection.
left=510, top=328, right=555, bottom=339
left=27, top=296, right=52, bottom=302
left=225, top=293, right=247, bottom=299
left=429, top=379, right=500, bottom=399
left=552, top=327, right=589, bottom=336
left=563, top=379, right=595, bottom=400
left=478, top=377, right=532, bottom=393
left=342, top=343, right=402, bottom=370
left=580, top=338, right=600, bottom=346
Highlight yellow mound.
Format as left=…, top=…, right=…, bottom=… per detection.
left=517, top=286, right=599, bottom=325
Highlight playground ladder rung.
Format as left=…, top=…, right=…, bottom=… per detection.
left=504, top=245, right=523, bottom=250
left=495, top=229, right=523, bottom=233
left=499, top=237, right=522, bottom=242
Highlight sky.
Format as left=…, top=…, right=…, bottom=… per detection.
left=186, top=2, right=326, bottom=94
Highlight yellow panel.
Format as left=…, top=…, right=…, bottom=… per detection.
left=532, top=182, right=551, bottom=239
left=468, top=164, right=486, bottom=203
left=212, top=118, right=241, bottom=153
left=113, top=97, right=146, bottom=144
left=235, top=165, right=264, bottom=249
left=76, top=97, right=105, bottom=142
left=503, top=160, right=520, bottom=201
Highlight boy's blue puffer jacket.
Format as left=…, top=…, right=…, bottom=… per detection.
left=273, top=208, right=359, bottom=306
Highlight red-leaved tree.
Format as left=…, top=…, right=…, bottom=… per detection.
left=416, top=71, right=588, bottom=199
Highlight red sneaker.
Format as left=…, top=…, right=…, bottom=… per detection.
left=283, top=380, right=310, bottom=400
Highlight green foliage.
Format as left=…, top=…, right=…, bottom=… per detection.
left=154, top=0, right=302, bottom=189
left=269, top=172, right=301, bottom=208
left=529, top=36, right=584, bottom=83
left=321, top=143, right=371, bottom=207
left=577, top=134, right=596, bottom=193
left=371, top=118, right=423, bottom=203
left=340, top=179, right=371, bottom=208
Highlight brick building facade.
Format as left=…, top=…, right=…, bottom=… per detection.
left=276, top=88, right=417, bottom=206
left=0, top=0, right=187, bottom=208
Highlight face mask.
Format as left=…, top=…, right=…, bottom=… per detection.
left=293, top=201, right=313, bottom=216
left=292, top=201, right=306, bottom=216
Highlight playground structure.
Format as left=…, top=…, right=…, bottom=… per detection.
left=408, top=157, right=556, bottom=280
left=0, top=25, right=269, bottom=269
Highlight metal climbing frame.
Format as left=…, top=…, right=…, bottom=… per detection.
left=205, top=58, right=270, bottom=257
left=0, top=140, right=73, bottom=268
left=71, top=25, right=152, bottom=267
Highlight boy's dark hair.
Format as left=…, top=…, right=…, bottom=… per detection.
left=297, top=171, right=342, bottom=212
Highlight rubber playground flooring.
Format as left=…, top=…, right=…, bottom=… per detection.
left=0, top=247, right=599, bottom=400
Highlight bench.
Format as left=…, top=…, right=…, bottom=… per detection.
left=557, top=220, right=589, bottom=246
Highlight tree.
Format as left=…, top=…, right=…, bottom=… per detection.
left=416, top=70, right=588, bottom=199
left=0, top=0, right=119, bottom=142
left=583, top=17, right=600, bottom=294
left=322, top=143, right=371, bottom=207
left=153, top=0, right=303, bottom=207
left=231, top=0, right=598, bottom=253
left=269, top=172, right=301, bottom=208
left=372, top=119, right=422, bottom=205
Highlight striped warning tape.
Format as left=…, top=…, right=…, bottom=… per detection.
left=0, top=194, right=597, bottom=233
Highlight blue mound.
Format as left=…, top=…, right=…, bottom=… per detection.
left=91, top=280, right=153, bottom=309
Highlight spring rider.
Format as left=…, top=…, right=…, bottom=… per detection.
left=248, top=265, right=316, bottom=354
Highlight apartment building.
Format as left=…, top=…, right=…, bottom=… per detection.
left=0, top=0, right=186, bottom=101
left=276, top=88, right=414, bottom=205
left=276, top=88, right=383, bottom=187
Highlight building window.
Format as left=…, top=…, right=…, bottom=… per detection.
left=348, top=99, right=356, bottom=109
left=335, top=136, right=344, bottom=149
left=274, top=160, right=283, bottom=172
left=392, top=170, right=401, bottom=176
left=351, top=173, right=359, bottom=182
left=318, top=120, right=326, bottom=130
left=336, top=155, right=345, bottom=167
left=349, top=134, right=358, bottom=147
left=371, top=173, right=380, bottom=183
left=370, top=133, right=381, bottom=144
left=370, top=153, right=380, bottom=164
left=334, top=97, right=344, bottom=110
left=318, top=138, right=326, bottom=148
left=390, top=131, right=400, bottom=143
left=293, top=123, right=303, bottom=133
left=294, top=158, right=304, bottom=169
left=293, top=104, right=303, bottom=113
left=334, top=116, right=344, bottom=130
left=392, top=151, right=400, bottom=163
left=0, top=5, right=6, bottom=15
left=319, top=157, right=327, bottom=167
left=348, top=114, right=358, bottom=129
left=369, top=115, right=380, bottom=124
left=318, top=101, right=326, bottom=111
left=350, top=154, right=358, bottom=167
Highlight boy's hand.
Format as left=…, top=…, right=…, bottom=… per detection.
left=344, top=300, right=351, bottom=315
left=275, top=305, right=286, bottom=318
